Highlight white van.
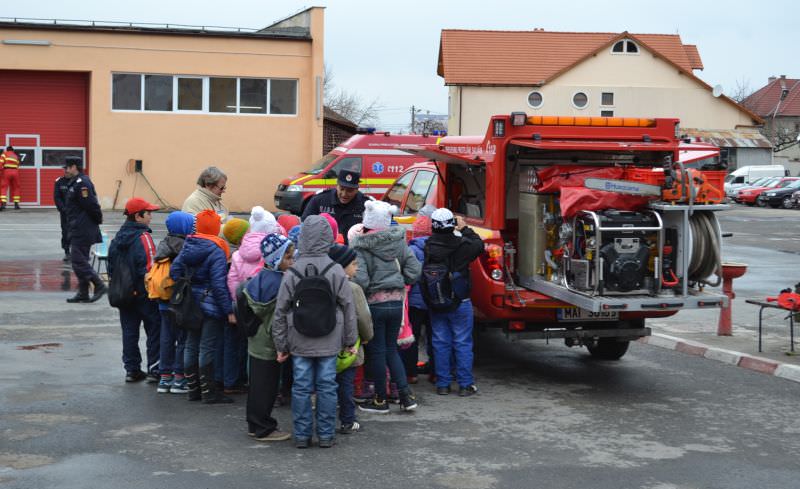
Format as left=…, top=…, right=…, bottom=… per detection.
left=724, top=165, right=787, bottom=197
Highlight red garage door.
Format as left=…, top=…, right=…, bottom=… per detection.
left=0, top=70, right=89, bottom=206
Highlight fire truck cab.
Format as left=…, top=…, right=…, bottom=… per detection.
left=395, top=114, right=729, bottom=359
left=273, top=131, right=437, bottom=215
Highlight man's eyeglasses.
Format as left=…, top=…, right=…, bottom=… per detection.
left=214, top=184, right=226, bottom=192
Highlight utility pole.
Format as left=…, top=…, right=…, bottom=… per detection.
left=410, top=105, right=422, bottom=134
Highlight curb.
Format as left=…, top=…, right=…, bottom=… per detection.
left=639, top=333, right=800, bottom=384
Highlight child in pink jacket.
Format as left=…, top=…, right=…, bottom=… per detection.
left=227, top=206, right=280, bottom=299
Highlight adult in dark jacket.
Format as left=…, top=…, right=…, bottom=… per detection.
left=170, top=209, right=235, bottom=404
left=301, top=169, right=369, bottom=243
left=425, top=208, right=484, bottom=397
left=63, top=158, right=106, bottom=303
left=350, top=200, right=421, bottom=414
left=53, top=167, right=73, bottom=261
left=152, top=211, right=194, bottom=394
left=108, top=197, right=161, bottom=383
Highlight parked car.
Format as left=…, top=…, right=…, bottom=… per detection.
left=724, top=164, right=787, bottom=197
left=736, top=177, right=799, bottom=206
left=792, top=189, right=800, bottom=208
left=759, top=179, right=800, bottom=208
left=728, top=176, right=776, bottom=199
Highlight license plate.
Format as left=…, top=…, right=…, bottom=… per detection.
left=557, top=308, right=619, bottom=321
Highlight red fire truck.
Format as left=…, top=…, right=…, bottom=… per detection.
left=395, top=114, right=728, bottom=359
left=273, top=131, right=438, bottom=215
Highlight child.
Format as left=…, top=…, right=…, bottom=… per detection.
left=424, top=208, right=484, bottom=397
left=108, top=197, right=161, bottom=383
left=402, top=213, right=434, bottom=385
left=272, top=215, right=358, bottom=449
left=151, top=211, right=194, bottom=393
left=328, top=244, right=373, bottom=434
left=243, top=233, right=295, bottom=442
left=350, top=200, right=421, bottom=413
left=170, top=209, right=235, bottom=404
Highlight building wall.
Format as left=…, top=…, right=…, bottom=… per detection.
left=0, top=9, right=324, bottom=212
left=449, top=43, right=755, bottom=136
left=735, top=148, right=773, bottom=167
left=323, top=122, right=356, bottom=155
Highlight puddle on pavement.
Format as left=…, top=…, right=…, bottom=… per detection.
left=0, top=259, right=77, bottom=292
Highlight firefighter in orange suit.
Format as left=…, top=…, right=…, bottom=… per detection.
left=0, top=146, right=21, bottom=210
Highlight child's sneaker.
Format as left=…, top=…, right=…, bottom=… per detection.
left=170, top=376, right=188, bottom=394
left=337, top=421, right=361, bottom=434
left=358, top=397, right=389, bottom=414
left=157, top=375, right=173, bottom=393
left=399, top=390, right=418, bottom=412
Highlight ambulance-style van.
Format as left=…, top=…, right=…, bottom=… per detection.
left=273, top=131, right=438, bottom=214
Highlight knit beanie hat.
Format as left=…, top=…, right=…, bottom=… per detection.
left=328, top=244, right=357, bottom=268
left=222, top=218, right=249, bottom=245
left=320, top=213, right=339, bottom=239
left=260, top=233, right=291, bottom=271
left=431, top=208, right=456, bottom=233
left=362, top=200, right=397, bottom=231
left=195, top=209, right=222, bottom=236
left=165, top=211, right=194, bottom=236
left=249, top=206, right=277, bottom=235
left=412, top=215, right=432, bottom=238
left=277, top=214, right=301, bottom=233
left=287, top=225, right=302, bottom=247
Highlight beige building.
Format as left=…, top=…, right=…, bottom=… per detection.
left=438, top=30, right=769, bottom=167
left=0, top=8, right=324, bottom=211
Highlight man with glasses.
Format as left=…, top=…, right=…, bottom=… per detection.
left=301, top=169, right=369, bottom=243
left=182, top=166, right=229, bottom=221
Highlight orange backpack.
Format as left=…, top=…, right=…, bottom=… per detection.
left=145, top=258, right=175, bottom=301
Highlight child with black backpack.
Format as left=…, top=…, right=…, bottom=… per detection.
left=108, top=197, right=161, bottom=383
left=422, top=208, right=484, bottom=397
left=272, top=215, right=358, bottom=449
left=239, top=233, right=295, bottom=442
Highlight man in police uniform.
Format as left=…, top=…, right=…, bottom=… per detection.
left=301, top=169, right=369, bottom=242
left=54, top=165, right=74, bottom=261
left=64, top=157, right=107, bottom=303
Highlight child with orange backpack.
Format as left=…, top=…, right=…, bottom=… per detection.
left=146, top=211, right=195, bottom=393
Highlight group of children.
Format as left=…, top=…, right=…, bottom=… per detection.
left=107, top=195, right=484, bottom=449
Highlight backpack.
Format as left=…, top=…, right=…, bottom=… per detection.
left=420, top=243, right=470, bottom=312
left=108, top=252, right=137, bottom=308
left=235, top=278, right=262, bottom=337
left=145, top=258, right=175, bottom=301
left=288, top=262, right=338, bottom=337
left=168, top=268, right=204, bottom=331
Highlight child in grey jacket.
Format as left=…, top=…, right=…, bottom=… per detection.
left=272, top=215, right=357, bottom=449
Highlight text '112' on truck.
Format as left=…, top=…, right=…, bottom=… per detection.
left=397, top=113, right=729, bottom=359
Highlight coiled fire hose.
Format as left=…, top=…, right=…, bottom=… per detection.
left=688, top=211, right=722, bottom=287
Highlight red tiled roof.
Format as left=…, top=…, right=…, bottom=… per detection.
left=437, top=30, right=702, bottom=85
left=743, top=77, right=800, bottom=117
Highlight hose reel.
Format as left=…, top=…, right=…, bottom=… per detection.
left=688, top=211, right=722, bottom=287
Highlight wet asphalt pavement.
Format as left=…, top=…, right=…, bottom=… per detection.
left=1, top=207, right=799, bottom=489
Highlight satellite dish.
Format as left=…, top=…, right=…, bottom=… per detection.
left=712, top=84, right=724, bottom=98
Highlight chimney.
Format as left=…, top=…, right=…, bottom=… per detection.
left=780, top=75, right=786, bottom=79
left=768, top=76, right=777, bottom=83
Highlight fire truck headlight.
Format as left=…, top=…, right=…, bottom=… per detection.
left=493, top=120, right=506, bottom=137
left=490, top=269, right=503, bottom=281
left=286, top=185, right=304, bottom=192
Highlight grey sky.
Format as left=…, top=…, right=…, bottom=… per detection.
left=7, top=0, right=797, bottom=132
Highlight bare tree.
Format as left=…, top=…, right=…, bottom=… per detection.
left=731, top=77, right=755, bottom=105
left=324, top=64, right=381, bottom=127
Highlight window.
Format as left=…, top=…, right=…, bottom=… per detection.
left=384, top=172, right=415, bottom=208
left=612, top=40, right=639, bottom=54
left=210, top=77, right=237, bottom=113
left=527, top=91, right=544, bottom=109
left=178, top=77, right=203, bottom=111
left=572, top=92, right=588, bottom=109
left=144, top=75, right=173, bottom=111
left=601, top=110, right=614, bottom=117
left=240, top=78, right=267, bottom=114
left=270, top=79, right=297, bottom=115
left=112, top=74, right=141, bottom=110
left=404, top=171, right=436, bottom=215
left=15, top=149, right=36, bottom=167
left=42, top=149, right=84, bottom=167
left=601, top=92, right=614, bottom=106
left=448, top=164, right=486, bottom=219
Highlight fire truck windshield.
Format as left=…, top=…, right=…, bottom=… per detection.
left=306, top=153, right=338, bottom=174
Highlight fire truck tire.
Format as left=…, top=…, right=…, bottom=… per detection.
left=587, top=338, right=630, bottom=360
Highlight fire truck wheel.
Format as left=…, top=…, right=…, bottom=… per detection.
left=587, top=338, right=630, bottom=360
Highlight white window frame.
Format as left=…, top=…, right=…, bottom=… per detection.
left=110, top=73, right=298, bottom=117
left=526, top=90, right=544, bottom=109
left=611, top=39, right=639, bottom=55
left=571, top=91, right=589, bottom=110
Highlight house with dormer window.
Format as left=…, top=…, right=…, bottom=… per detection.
left=438, top=30, right=771, bottom=167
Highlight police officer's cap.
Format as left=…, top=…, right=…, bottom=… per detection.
left=64, top=156, right=83, bottom=170
left=337, top=169, right=360, bottom=189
